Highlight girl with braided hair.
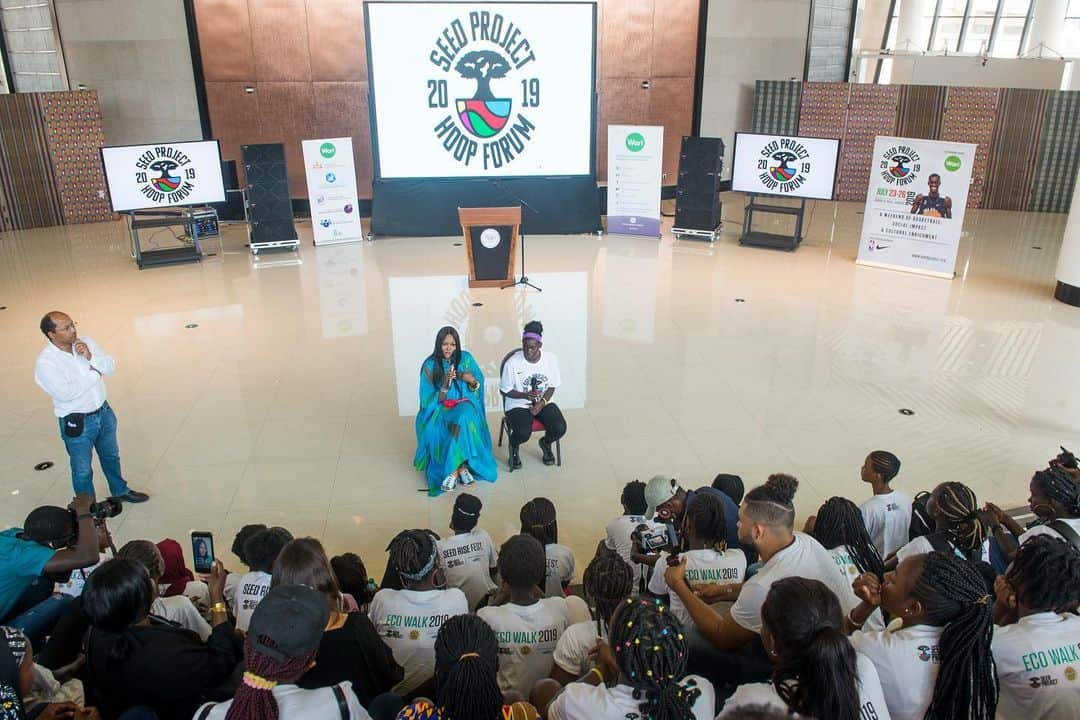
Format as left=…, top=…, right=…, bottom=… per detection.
left=394, top=615, right=540, bottom=720
left=985, top=466, right=1080, bottom=560
left=889, top=481, right=990, bottom=569
left=520, top=498, right=576, bottom=598
left=991, top=535, right=1080, bottom=718
left=859, top=450, right=912, bottom=557
left=545, top=598, right=716, bottom=719
left=368, top=530, right=468, bottom=697
left=550, top=552, right=634, bottom=685
left=648, top=492, right=747, bottom=627
left=809, top=496, right=886, bottom=581
left=846, top=551, right=998, bottom=720
left=719, top=577, right=890, bottom=720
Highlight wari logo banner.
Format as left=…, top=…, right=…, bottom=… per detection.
left=302, top=137, right=363, bottom=246
left=731, top=132, right=840, bottom=201
left=606, top=125, right=663, bottom=237
left=856, top=136, right=976, bottom=279
left=365, top=2, right=595, bottom=179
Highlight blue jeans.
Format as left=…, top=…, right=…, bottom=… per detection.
left=59, top=401, right=129, bottom=499
left=2, top=577, right=75, bottom=649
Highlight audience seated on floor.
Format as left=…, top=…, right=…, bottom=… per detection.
left=3, top=445, right=1079, bottom=720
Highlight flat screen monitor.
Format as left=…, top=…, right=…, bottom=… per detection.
left=100, top=140, right=226, bottom=212
left=731, top=132, right=840, bottom=201
left=365, top=1, right=596, bottom=179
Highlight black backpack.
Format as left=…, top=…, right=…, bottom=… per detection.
left=1048, top=519, right=1080, bottom=553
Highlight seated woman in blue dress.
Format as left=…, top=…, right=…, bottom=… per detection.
left=414, top=326, right=497, bottom=495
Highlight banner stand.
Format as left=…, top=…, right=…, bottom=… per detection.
left=302, top=137, right=364, bottom=246
left=854, top=258, right=955, bottom=280
left=606, top=125, right=663, bottom=238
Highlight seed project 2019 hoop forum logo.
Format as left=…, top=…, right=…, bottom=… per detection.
left=756, top=138, right=813, bottom=193
left=133, top=146, right=199, bottom=204
left=427, top=10, right=540, bottom=171
left=878, top=144, right=922, bottom=186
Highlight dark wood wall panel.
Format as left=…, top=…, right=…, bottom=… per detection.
left=193, top=0, right=255, bottom=81
left=652, top=0, right=698, bottom=77
left=983, top=89, right=1048, bottom=211
left=649, top=77, right=696, bottom=182
left=0, top=94, right=62, bottom=229
left=897, top=85, right=945, bottom=140
left=599, top=0, right=654, bottom=78
left=205, top=81, right=264, bottom=171
left=256, top=82, right=316, bottom=197
left=250, top=0, right=311, bottom=81
left=313, top=82, right=372, bottom=198
left=597, top=78, right=650, bottom=178
left=306, top=0, right=366, bottom=81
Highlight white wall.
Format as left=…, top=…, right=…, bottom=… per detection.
left=698, top=0, right=811, bottom=180
left=54, top=0, right=202, bottom=145
left=893, top=55, right=1068, bottom=89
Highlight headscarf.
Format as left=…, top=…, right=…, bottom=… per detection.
left=156, top=539, right=194, bottom=597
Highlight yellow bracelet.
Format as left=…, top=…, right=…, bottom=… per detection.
left=588, top=666, right=605, bottom=684
left=211, top=602, right=227, bottom=614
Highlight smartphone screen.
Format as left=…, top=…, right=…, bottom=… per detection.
left=191, top=531, right=214, bottom=574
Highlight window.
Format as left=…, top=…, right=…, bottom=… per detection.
left=0, top=0, right=66, bottom=92
left=931, top=0, right=969, bottom=53
left=1064, top=1, right=1080, bottom=58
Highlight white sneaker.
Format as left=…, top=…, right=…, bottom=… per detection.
left=441, top=473, right=458, bottom=493
left=459, top=467, right=476, bottom=485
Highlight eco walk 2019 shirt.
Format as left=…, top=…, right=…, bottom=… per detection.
left=647, top=547, right=747, bottom=627
left=477, top=597, right=573, bottom=696
left=992, top=611, right=1080, bottom=720
left=368, top=587, right=469, bottom=696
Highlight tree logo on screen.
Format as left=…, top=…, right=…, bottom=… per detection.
left=879, top=145, right=921, bottom=187
left=133, top=146, right=197, bottom=204
left=429, top=11, right=539, bottom=170
left=757, top=138, right=811, bottom=193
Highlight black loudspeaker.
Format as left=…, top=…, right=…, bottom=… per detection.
left=675, top=136, right=725, bottom=230
left=467, top=225, right=514, bottom=281
left=211, top=160, right=246, bottom=221
left=241, top=143, right=297, bottom=245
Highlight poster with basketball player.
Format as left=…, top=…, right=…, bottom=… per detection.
left=857, top=136, right=976, bottom=279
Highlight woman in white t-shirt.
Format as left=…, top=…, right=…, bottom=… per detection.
left=115, top=539, right=212, bottom=640
left=986, top=467, right=1080, bottom=562
left=499, top=320, right=566, bottom=469
left=888, top=482, right=991, bottom=569
left=846, top=551, right=998, bottom=720
left=808, top=497, right=886, bottom=586
left=368, top=530, right=469, bottom=696
left=648, top=491, right=746, bottom=628
left=436, top=493, right=499, bottom=610
left=991, top=535, right=1080, bottom=719
left=543, top=597, right=716, bottom=720
left=551, top=552, right=634, bottom=685
left=720, top=576, right=890, bottom=720
left=520, top=497, right=576, bottom=597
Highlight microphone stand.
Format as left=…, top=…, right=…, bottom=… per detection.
left=490, top=178, right=542, bottom=292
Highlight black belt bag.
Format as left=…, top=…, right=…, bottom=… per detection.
left=62, top=412, right=85, bottom=438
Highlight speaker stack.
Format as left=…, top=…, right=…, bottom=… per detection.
left=673, top=136, right=725, bottom=242
left=240, top=143, right=299, bottom=254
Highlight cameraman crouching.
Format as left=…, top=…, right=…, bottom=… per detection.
left=0, top=494, right=101, bottom=647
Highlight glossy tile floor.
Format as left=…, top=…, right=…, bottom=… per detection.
left=2, top=196, right=1078, bottom=578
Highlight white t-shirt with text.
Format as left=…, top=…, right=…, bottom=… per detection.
left=647, top=548, right=746, bottom=628
left=368, top=587, right=469, bottom=695
left=992, top=611, right=1080, bottom=720
left=549, top=675, right=715, bottom=720
left=477, top=597, right=573, bottom=696
left=544, top=543, right=576, bottom=598
left=851, top=624, right=944, bottom=720
left=234, top=570, right=272, bottom=633
left=731, top=532, right=860, bottom=634
left=437, top=529, right=498, bottom=610
left=861, top=490, right=912, bottom=558
left=500, top=349, right=561, bottom=412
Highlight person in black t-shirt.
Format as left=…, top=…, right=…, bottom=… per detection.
left=274, top=538, right=403, bottom=705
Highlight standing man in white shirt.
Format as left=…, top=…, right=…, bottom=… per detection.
left=859, top=450, right=910, bottom=557
left=33, top=312, right=148, bottom=503
left=500, top=320, right=566, bottom=468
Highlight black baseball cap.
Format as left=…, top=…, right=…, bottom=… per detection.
left=452, top=493, right=483, bottom=531
left=247, top=585, right=329, bottom=662
left=21, top=506, right=77, bottom=547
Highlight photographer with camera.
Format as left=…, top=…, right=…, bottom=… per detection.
left=0, top=495, right=104, bottom=647
left=642, top=475, right=752, bottom=561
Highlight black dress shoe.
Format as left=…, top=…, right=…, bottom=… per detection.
left=539, top=438, right=556, bottom=465
left=118, top=490, right=150, bottom=503
left=510, top=446, right=523, bottom=469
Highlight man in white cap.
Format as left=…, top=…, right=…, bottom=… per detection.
left=643, top=475, right=749, bottom=560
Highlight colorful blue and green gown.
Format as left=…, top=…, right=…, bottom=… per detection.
left=414, top=351, right=497, bottom=495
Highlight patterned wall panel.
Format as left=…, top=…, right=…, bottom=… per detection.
left=798, top=82, right=848, bottom=139
left=836, top=85, right=900, bottom=201
left=0, top=93, right=62, bottom=230
left=940, top=87, right=999, bottom=209
left=752, top=80, right=802, bottom=135
left=1029, top=91, right=1080, bottom=214
left=983, top=89, right=1047, bottom=212
left=39, top=91, right=114, bottom=225
left=897, top=85, right=945, bottom=140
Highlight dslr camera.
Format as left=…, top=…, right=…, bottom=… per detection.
left=632, top=522, right=680, bottom=554
left=87, top=496, right=124, bottom=520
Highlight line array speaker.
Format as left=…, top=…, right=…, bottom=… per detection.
left=241, top=143, right=298, bottom=246
left=675, top=136, right=725, bottom=231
